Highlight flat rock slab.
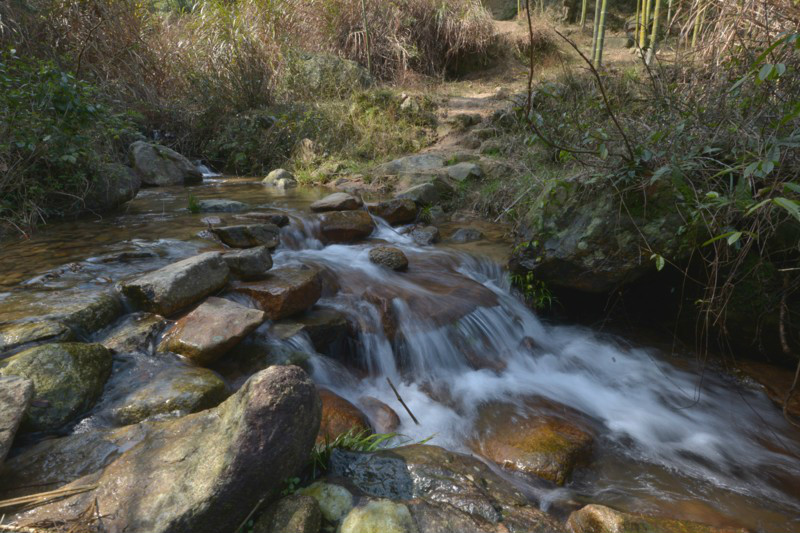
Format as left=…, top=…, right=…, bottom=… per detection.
left=224, top=245, right=273, bottom=280
left=234, top=212, right=291, bottom=227
left=198, top=199, right=247, bottom=212
left=318, top=210, right=375, bottom=244
left=0, top=321, right=73, bottom=356
left=120, top=252, right=230, bottom=316
left=99, top=312, right=168, bottom=354
left=232, top=267, right=322, bottom=320
left=367, top=199, right=418, bottom=225
left=0, top=343, right=112, bottom=433
left=310, top=193, right=363, bottom=212
left=212, top=224, right=281, bottom=249
left=10, top=366, right=321, bottom=533
left=160, top=297, right=265, bottom=365
left=0, top=376, right=33, bottom=462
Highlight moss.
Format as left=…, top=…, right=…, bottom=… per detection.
left=299, top=482, right=354, bottom=523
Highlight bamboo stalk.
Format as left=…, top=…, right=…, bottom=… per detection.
left=640, top=0, right=651, bottom=48
left=594, top=0, right=608, bottom=66
left=580, top=0, right=588, bottom=29
left=591, top=0, right=601, bottom=59
left=635, top=0, right=641, bottom=43
left=360, top=0, right=371, bottom=74
left=691, top=0, right=706, bottom=48
left=648, top=0, right=663, bottom=61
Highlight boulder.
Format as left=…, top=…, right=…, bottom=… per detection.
left=254, top=494, right=322, bottom=533
left=341, top=500, right=418, bottom=533
left=197, top=199, right=247, bottom=212
left=232, top=267, right=322, bottom=320
left=329, top=445, right=561, bottom=532
left=318, top=388, right=372, bottom=443
left=112, top=366, right=229, bottom=425
left=263, top=169, right=298, bottom=189
left=299, top=482, right=354, bottom=523
left=369, top=246, right=409, bottom=271
left=212, top=223, right=281, bottom=249
left=84, top=162, right=141, bottom=211
left=359, top=396, right=401, bottom=433
left=566, top=504, right=748, bottom=533
left=0, top=321, right=74, bottom=356
left=129, top=140, right=203, bottom=186
left=224, top=245, right=273, bottom=280
left=396, top=182, right=447, bottom=205
left=410, top=225, right=440, bottom=246
left=449, top=228, right=484, bottom=243
left=10, top=366, right=321, bottom=533
left=0, top=343, right=112, bottom=432
left=318, top=210, right=376, bottom=243
left=373, top=154, right=446, bottom=176
left=470, top=401, right=593, bottom=485
left=60, top=290, right=124, bottom=336
left=310, top=192, right=363, bottom=212
left=368, top=199, right=418, bottom=225
left=271, top=307, right=351, bottom=356
left=98, top=313, right=167, bottom=354
left=159, top=297, right=266, bottom=365
left=0, top=376, right=33, bottom=462
left=119, top=252, right=230, bottom=316
left=445, top=162, right=483, bottom=182
left=289, top=53, right=372, bottom=99
left=234, top=212, right=291, bottom=227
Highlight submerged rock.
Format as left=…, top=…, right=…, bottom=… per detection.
left=0, top=321, right=73, bottom=356
left=340, top=500, right=418, bottom=533
left=369, top=246, right=409, bottom=271
left=129, top=140, right=202, bottom=186
left=254, top=494, right=322, bottom=533
left=159, top=297, right=265, bottom=365
left=263, top=169, right=298, bottom=189
left=119, top=252, right=230, bottom=316
left=99, top=312, right=167, bottom=354
left=409, top=225, right=440, bottom=246
left=10, top=366, right=321, bottom=533
left=318, top=388, right=372, bottom=443
left=368, top=199, right=418, bottom=225
left=224, top=245, right=273, bottom=280
left=566, top=504, right=748, bottom=533
left=233, top=267, right=322, bottom=320
left=450, top=227, right=484, bottom=243
left=0, top=343, right=112, bottom=433
left=212, top=223, right=281, bottom=249
left=318, top=210, right=376, bottom=243
left=310, top=192, right=363, bottom=212
left=0, top=376, right=33, bottom=462
left=197, top=199, right=247, bottom=212
left=112, top=365, right=229, bottom=425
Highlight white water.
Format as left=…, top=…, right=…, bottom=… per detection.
left=271, top=213, right=800, bottom=527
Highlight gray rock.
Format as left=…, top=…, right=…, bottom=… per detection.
left=310, top=192, right=363, bottom=212
left=129, top=141, right=203, bottom=186
left=396, top=179, right=453, bottom=205
left=373, top=154, right=446, bottom=176
left=234, top=212, right=291, bottom=227
left=445, top=162, right=483, bottom=182
left=0, top=321, right=74, bottom=356
left=120, top=252, right=230, bottom=316
left=0, top=376, right=33, bottom=462
left=212, top=224, right=281, bottom=249
left=60, top=291, right=124, bottom=337
left=271, top=307, right=351, bottom=356
left=254, top=494, right=322, bottom=533
left=410, top=226, right=440, bottom=246
left=84, top=163, right=141, bottom=212
left=224, top=246, right=273, bottom=280
left=197, top=199, right=247, bottom=213
left=289, top=53, right=372, bottom=99
left=10, top=366, right=322, bottom=533
left=318, top=210, right=375, bottom=243
left=98, top=313, right=167, bottom=354
left=340, top=500, right=419, bottom=533
left=449, top=228, right=484, bottom=243
left=367, top=199, right=418, bottom=225
left=369, top=246, right=409, bottom=271
left=263, top=169, right=298, bottom=189
left=0, top=343, right=112, bottom=433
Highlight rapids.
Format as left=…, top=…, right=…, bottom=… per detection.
left=1, top=177, right=798, bottom=531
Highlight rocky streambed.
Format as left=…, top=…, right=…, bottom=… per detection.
left=0, top=175, right=799, bottom=533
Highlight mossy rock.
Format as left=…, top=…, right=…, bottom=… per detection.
left=0, top=343, right=112, bottom=432
left=0, top=321, right=74, bottom=356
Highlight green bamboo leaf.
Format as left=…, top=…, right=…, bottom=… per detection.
left=727, top=231, right=742, bottom=245
left=650, top=253, right=665, bottom=271
left=784, top=183, right=800, bottom=194
left=702, top=231, right=738, bottom=246
left=745, top=198, right=771, bottom=216
left=772, top=197, right=800, bottom=223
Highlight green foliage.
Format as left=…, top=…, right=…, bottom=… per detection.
left=280, top=476, right=301, bottom=496
left=0, top=49, right=135, bottom=231
left=511, top=268, right=554, bottom=310
left=187, top=194, right=200, bottom=214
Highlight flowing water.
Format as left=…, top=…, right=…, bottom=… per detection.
left=1, top=177, right=799, bottom=531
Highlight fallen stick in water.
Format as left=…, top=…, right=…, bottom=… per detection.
left=386, top=377, right=420, bottom=425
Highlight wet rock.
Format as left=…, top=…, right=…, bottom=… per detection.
left=212, top=223, right=281, bottom=249
left=254, top=494, right=322, bottom=533
left=368, top=199, right=418, bottom=225
left=263, top=168, right=298, bottom=189
left=410, top=225, right=440, bottom=245
left=318, top=388, right=372, bottom=443
left=566, top=504, right=748, bottom=533
left=396, top=181, right=452, bottom=205
left=369, top=246, right=409, bottom=271
left=359, top=396, right=400, bottom=433
left=0, top=376, right=33, bottom=462
left=373, top=154, right=445, bottom=176
left=310, top=192, right=363, bottom=212
left=201, top=216, right=224, bottom=226
left=197, top=199, right=247, bottom=212
left=0, top=321, right=74, bottom=356
left=61, top=291, right=124, bottom=336
left=341, top=500, right=418, bottom=533
left=119, top=252, right=230, bottom=316
left=471, top=402, right=593, bottom=485
left=445, top=162, right=483, bottom=182
left=129, top=140, right=203, bottom=186
left=10, top=366, right=321, bottom=533
left=99, top=312, right=167, bottom=354
left=159, top=297, right=265, bottom=365
left=233, top=267, right=322, bottom=320
left=112, top=366, right=229, bottom=425
left=449, top=228, right=484, bottom=243
left=234, top=212, right=291, bottom=227
left=224, top=245, right=273, bottom=280
left=0, top=343, right=112, bottom=433
left=299, top=482, right=354, bottom=523
left=407, top=501, right=500, bottom=533
left=84, top=162, right=141, bottom=212
left=271, top=307, right=351, bottom=356
left=329, top=445, right=560, bottom=531
left=318, top=210, right=376, bottom=243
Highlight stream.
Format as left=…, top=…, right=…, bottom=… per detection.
left=1, top=177, right=799, bottom=532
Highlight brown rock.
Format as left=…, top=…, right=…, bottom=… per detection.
left=359, top=396, right=400, bottom=433
left=318, top=388, right=371, bottom=444
left=233, top=212, right=291, bottom=227
left=318, top=210, right=375, bottom=243
left=159, top=297, right=265, bottom=365
left=310, top=192, right=363, bottom=212
left=367, top=199, right=418, bottom=225
left=224, top=245, right=273, bottom=280
left=232, top=267, right=322, bottom=320
left=212, top=224, right=281, bottom=249
left=254, top=494, right=322, bottom=533
left=369, top=246, right=409, bottom=271
left=566, top=504, right=748, bottom=533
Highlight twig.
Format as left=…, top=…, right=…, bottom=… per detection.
left=386, top=378, right=419, bottom=425
left=0, top=486, right=97, bottom=513
left=235, top=497, right=265, bottom=533
left=495, top=183, right=537, bottom=222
